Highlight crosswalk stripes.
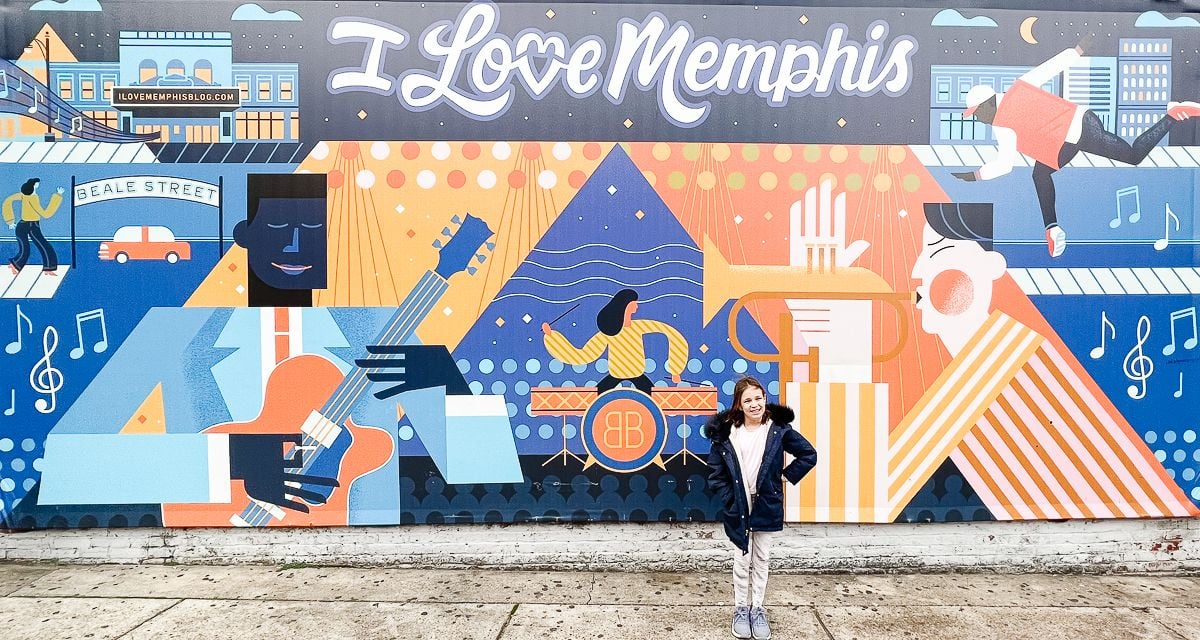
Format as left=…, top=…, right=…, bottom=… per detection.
left=908, top=144, right=1200, bottom=169
left=1009, top=267, right=1200, bottom=295
left=0, top=265, right=71, bottom=299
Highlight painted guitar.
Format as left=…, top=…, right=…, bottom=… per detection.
left=162, top=214, right=495, bottom=527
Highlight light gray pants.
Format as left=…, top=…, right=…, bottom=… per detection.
left=732, top=530, right=774, bottom=608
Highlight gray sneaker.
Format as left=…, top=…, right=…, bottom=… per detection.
left=750, top=606, right=771, bottom=640
left=731, top=605, right=751, bottom=639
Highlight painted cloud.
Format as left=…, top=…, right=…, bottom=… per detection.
left=930, top=8, right=998, bottom=28
left=231, top=3, right=302, bottom=21
left=30, top=0, right=102, bottom=11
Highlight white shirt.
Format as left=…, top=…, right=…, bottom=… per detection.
left=979, top=48, right=1086, bottom=181
left=730, top=420, right=771, bottom=504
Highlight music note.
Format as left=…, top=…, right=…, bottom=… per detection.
left=1153, top=203, right=1180, bottom=252
left=0, top=69, right=8, bottom=99
left=30, top=326, right=63, bottom=414
left=1162, top=306, right=1198, bottom=356
left=53, top=106, right=60, bottom=125
left=70, top=115, right=82, bottom=135
left=3, top=390, right=13, bottom=417
left=1111, top=186, right=1141, bottom=229
left=1090, top=311, right=1116, bottom=359
left=15, top=74, right=23, bottom=93
left=68, top=308, right=108, bottom=360
left=1123, top=315, right=1154, bottom=400
left=1175, top=372, right=1184, bottom=399
left=28, top=87, right=41, bottom=114
left=5, top=304, right=33, bottom=355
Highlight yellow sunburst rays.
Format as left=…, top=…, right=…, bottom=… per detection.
left=316, top=142, right=402, bottom=307
left=678, top=143, right=762, bottom=321
left=474, top=143, right=560, bottom=317
left=848, top=145, right=949, bottom=425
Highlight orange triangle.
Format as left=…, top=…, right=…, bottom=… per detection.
left=120, top=383, right=167, bottom=434
left=18, top=24, right=79, bottom=65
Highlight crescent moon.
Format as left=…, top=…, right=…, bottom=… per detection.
left=1020, top=16, right=1039, bottom=45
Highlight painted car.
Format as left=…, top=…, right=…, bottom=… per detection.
left=98, top=225, right=191, bottom=264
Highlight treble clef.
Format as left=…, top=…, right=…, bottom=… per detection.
left=30, top=326, right=64, bottom=414
left=1122, top=315, right=1154, bottom=400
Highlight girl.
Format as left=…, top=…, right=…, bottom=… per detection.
left=706, top=376, right=817, bottom=640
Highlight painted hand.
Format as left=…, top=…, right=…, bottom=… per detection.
left=357, top=344, right=471, bottom=400
left=228, top=433, right=339, bottom=513
left=787, top=180, right=875, bottom=382
left=55, top=187, right=65, bottom=195
left=789, top=178, right=869, bottom=272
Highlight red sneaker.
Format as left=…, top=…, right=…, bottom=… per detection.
left=1167, top=101, right=1200, bottom=120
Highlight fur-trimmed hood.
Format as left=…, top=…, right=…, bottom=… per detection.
left=704, top=403, right=795, bottom=444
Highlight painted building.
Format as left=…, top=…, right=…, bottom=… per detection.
left=1117, top=38, right=1172, bottom=143
left=1063, top=57, right=1118, bottom=133
left=928, top=65, right=1060, bottom=144
left=45, top=30, right=298, bottom=143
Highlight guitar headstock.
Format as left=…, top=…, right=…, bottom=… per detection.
left=433, top=213, right=495, bottom=280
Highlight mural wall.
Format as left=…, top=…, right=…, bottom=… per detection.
left=0, top=0, right=1198, bottom=529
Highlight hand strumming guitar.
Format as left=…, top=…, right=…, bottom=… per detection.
left=228, top=433, right=339, bottom=513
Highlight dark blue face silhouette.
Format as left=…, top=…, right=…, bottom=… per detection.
left=233, top=197, right=327, bottom=290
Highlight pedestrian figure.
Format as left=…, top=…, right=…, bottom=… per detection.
left=4, top=177, right=63, bottom=275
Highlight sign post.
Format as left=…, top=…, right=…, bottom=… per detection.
left=70, top=175, right=76, bottom=265
left=218, top=175, right=224, bottom=255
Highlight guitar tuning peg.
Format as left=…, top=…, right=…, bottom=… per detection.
left=467, top=266, right=477, bottom=275
left=451, top=214, right=462, bottom=224
left=433, top=239, right=443, bottom=249
left=485, top=242, right=496, bottom=250
left=441, top=227, right=452, bottom=237
left=475, top=254, right=486, bottom=263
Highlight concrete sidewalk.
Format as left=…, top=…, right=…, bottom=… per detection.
left=0, top=563, right=1196, bottom=639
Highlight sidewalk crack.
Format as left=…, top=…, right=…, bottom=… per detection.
left=1151, top=617, right=1188, bottom=640
left=812, top=605, right=836, bottom=640
left=585, top=572, right=596, bottom=605
left=114, top=598, right=182, bottom=640
left=494, top=603, right=519, bottom=640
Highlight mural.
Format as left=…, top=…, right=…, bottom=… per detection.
left=0, top=0, right=1197, bottom=529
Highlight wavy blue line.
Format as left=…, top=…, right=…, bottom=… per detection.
left=493, top=292, right=703, bottom=305
left=522, top=259, right=701, bottom=272
left=508, top=275, right=702, bottom=288
left=533, top=243, right=700, bottom=255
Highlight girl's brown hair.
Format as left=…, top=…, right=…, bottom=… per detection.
left=730, top=376, right=767, bottom=426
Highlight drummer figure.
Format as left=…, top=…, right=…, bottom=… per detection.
left=541, top=288, right=688, bottom=394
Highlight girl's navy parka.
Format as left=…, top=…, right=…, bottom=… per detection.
left=705, top=404, right=818, bottom=554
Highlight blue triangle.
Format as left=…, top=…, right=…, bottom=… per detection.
left=439, top=144, right=779, bottom=457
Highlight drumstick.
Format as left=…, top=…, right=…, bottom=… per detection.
left=547, top=303, right=580, bottom=327
left=680, top=378, right=708, bottom=385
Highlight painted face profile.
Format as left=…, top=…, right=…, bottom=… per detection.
left=234, top=197, right=328, bottom=291
left=911, top=223, right=1007, bottom=355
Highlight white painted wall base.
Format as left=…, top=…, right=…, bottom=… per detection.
left=3, top=519, right=1198, bottom=573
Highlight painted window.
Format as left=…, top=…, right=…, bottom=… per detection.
left=138, top=59, right=157, bottom=83
left=194, top=59, right=213, bottom=84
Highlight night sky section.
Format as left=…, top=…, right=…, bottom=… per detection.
left=7, top=2, right=1195, bottom=144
